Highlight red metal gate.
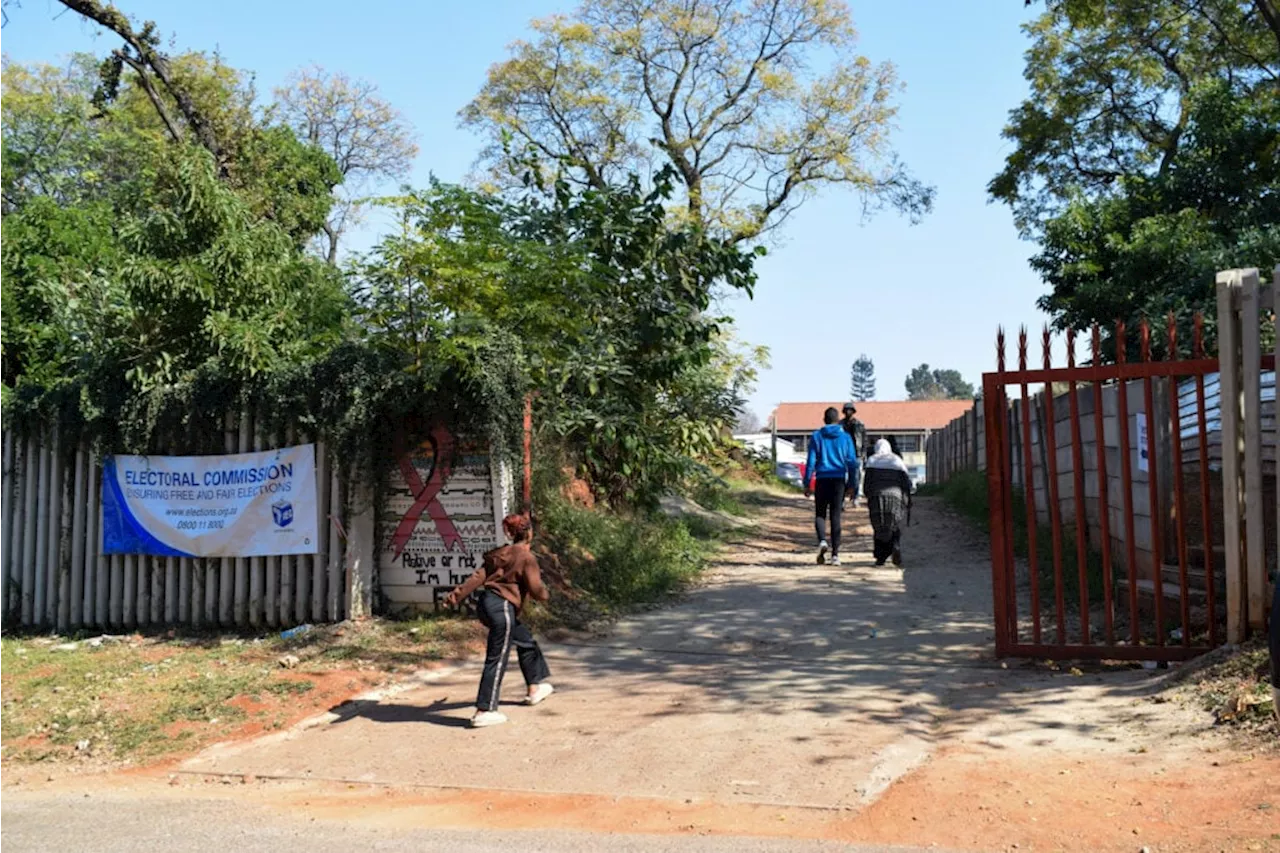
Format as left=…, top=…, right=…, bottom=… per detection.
left=984, top=317, right=1231, bottom=661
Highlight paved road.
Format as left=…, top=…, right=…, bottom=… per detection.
left=2, top=790, right=940, bottom=853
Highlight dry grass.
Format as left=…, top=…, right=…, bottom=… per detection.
left=1, top=617, right=482, bottom=767
left=1168, top=637, right=1277, bottom=748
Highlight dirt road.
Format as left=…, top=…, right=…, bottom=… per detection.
left=4, top=493, right=1277, bottom=852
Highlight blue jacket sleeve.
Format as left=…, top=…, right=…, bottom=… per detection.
left=805, top=431, right=818, bottom=485
left=842, top=432, right=860, bottom=482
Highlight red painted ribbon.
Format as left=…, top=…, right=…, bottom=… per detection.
left=390, top=427, right=463, bottom=560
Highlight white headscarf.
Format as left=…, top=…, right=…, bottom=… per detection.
left=866, top=438, right=908, bottom=472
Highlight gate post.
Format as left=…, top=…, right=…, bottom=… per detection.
left=1217, top=270, right=1246, bottom=643
left=985, top=372, right=1012, bottom=655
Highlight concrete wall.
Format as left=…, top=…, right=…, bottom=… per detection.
left=928, top=374, right=1276, bottom=589
left=377, top=434, right=514, bottom=615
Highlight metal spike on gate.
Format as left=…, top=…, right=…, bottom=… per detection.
left=1166, top=312, right=1179, bottom=359
left=997, top=327, right=1006, bottom=372
left=1066, top=328, right=1077, bottom=368
left=1018, top=326, right=1029, bottom=371
left=1193, top=313, right=1205, bottom=358
left=1042, top=325, right=1053, bottom=370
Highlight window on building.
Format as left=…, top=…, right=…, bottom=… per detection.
left=867, top=434, right=921, bottom=454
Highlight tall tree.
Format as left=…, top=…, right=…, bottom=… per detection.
left=273, top=67, right=419, bottom=264
left=461, top=0, right=933, bottom=242
left=350, top=167, right=761, bottom=505
left=993, top=0, right=1280, bottom=336
left=905, top=364, right=973, bottom=400
left=849, top=353, right=875, bottom=400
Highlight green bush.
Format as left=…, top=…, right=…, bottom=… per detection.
left=539, top=495, right=707, bottom=611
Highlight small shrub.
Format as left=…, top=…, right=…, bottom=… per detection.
left=539, top=495, right=707, bottom=611
left=690, top=478, right=746, bottom=516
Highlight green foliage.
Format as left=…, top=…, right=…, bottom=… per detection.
left=3, top=44, right=761, bottom=505
left=3, top=146, right=348, bottom=397
left=537, top=491, right=708, bottom=611
left=352, top=166, right=765, bottom=506
left=904, top=364, right=974, bottom=400
left=992, top=0, right=1280, bottom=338
left=2, top=54, right=525, bottom=475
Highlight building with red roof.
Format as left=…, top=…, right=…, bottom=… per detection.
left=769, top=400, right=975, bottom=483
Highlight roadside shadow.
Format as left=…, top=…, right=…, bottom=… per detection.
left=329, top=697, right=475, bottom=728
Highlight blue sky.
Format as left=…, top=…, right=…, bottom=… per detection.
left=3, top=0, right=1053, bottom=419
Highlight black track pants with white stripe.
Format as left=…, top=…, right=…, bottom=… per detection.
left=475, top=590, right=551, bottom=711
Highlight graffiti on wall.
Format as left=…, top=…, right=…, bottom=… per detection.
left=378, top=427, right=509, bottom=610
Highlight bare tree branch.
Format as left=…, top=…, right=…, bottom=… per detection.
left=56, top=0, right=224, bottom=165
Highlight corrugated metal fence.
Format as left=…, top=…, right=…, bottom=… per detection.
left=0, top=412, right=368, bottom=632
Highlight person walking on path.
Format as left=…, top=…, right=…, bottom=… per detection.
left=804, top=407, right=861, bottom=566
left=863, top=439, right=913, bottom=567
left=444, top=513, right=554, bottom=728
left=841, top=403, right=866, bottom=505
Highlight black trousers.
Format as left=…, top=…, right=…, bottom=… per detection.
left=873, top=529, right=900, bottom=564
left=813, top=478, right=845, bottom=555
left=475, top=590, right=551, bottom=712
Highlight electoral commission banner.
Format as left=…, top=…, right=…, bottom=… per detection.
left=102, top=444, right=319, bottom=558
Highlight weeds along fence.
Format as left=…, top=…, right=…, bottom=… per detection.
left=0, top=411, right=378, bottom=633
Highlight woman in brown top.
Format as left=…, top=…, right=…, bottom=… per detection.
left=444, top=513, right=553, bottom=728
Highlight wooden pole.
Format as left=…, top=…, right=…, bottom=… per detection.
left=87, top=454, right=105, bottom=628
left=313, top=439, right=330, bottom=623
left=21, top=434, right=39, bottom=625
left=2, top=432, right=16, bottom=622
left=1217, top=270, right=1246, bottom=643
left=1240, top=268, right=1266, bottom=631
left=327, top=466, right=343, bottom=620
left=234, top=408, right=251, bottom=627
left=68, top=445, right=88, bottom=630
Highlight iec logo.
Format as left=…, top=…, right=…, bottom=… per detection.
left=272, top=501, right=294, bottom=528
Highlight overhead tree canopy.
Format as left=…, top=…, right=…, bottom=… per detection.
left=461, top=0, right=933, bottom=242
left=6, top=0, right=772, bottom=503
left=994, top=0, right=1280, bottom=339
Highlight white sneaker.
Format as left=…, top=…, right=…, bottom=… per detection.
left=524, top=683, right=555, bottom=706
left=469, top=710, right=508, bottom=728
left=829, top=554, right=841, bottom=566
left=817, top=541, right=829, bottom=564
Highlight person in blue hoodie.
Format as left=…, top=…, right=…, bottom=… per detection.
left=804, top=407, right=861, bottom=566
